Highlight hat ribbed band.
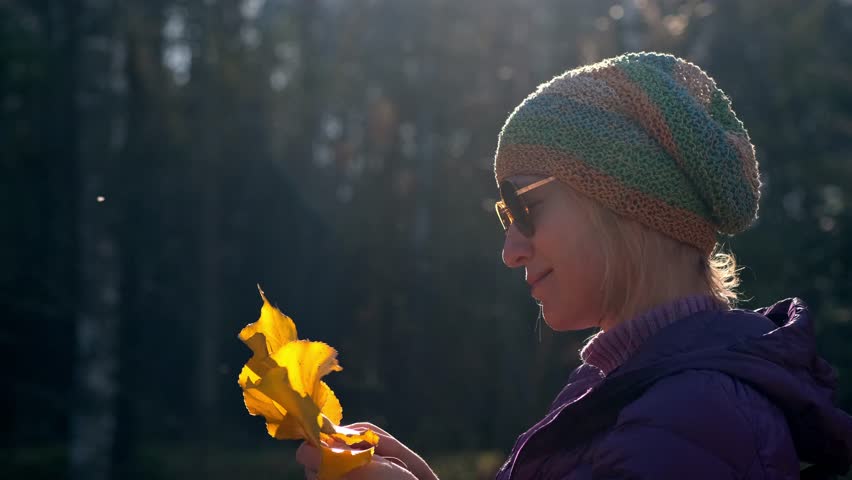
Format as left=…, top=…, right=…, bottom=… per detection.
left=496, top=144, right=718, bottom=255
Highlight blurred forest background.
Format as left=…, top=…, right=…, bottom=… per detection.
left=2, top=0, right=852, bottom=478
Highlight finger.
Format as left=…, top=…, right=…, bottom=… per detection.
left=295, top=442, right=322, bottom=468
left=346, top=456, right=418, bottom=480
left=335, top=423, right=422, bottom=473
left=304, top=467, right=317, bottom=480
left=343, top=422, right=391, bottom=437
left=383, top=455, right=410, bottom=470
left=342, top=423, right=401, bottom=452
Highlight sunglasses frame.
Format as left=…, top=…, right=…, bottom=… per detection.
left=495, top=176, right=556, bottom=237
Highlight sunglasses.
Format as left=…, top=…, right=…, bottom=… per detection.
left=495, top=176, right=556, bottom=237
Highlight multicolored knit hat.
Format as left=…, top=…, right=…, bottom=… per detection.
left=494, top=52, right=761, bottom=255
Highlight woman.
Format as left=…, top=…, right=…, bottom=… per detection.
left=297, top=53, right=852, bottom=479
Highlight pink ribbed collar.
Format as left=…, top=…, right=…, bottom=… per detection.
left=580, top=295, right=730, bottom=376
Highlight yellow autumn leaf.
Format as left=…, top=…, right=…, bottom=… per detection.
left=323, top=423, right=381, bottom=447
left=268, top=340, right=342, bottom=401
left=237, top=288, right=380, bottom=480
left=317, top=444, right=376, bottom=480
left=242, top=340, right=343, bottom=443
left=239, top=365, right=319, bottom=439
left=238, top=285, right=298, bottom=359
left=246, top=364, right=325, bottom=445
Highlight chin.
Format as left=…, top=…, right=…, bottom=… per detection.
left=542, top=305, right=571, bottom=331
left=542, top=303, right=597, bottom=332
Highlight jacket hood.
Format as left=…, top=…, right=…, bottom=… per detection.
left=615, top=297, right=852, bottom=473
left=737, top=298, right=852, bottom=472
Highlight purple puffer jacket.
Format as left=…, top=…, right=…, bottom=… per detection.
left=496, top=298, right=852, bottom=479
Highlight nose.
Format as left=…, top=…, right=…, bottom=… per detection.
left=502, top=225, right=533, bottom=268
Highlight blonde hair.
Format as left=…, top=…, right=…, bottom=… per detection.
left=568, top=188, right=742, bottom=326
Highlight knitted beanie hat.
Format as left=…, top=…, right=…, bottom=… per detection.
left=494, top=52, right=761, bottom=255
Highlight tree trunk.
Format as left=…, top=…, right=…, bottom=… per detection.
left=68, top=0, right=126, bottom=479
left=192, top=0, right=229, bottom=471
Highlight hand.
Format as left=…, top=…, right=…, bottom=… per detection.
left=295, top=422, right=438, bottom=480
left=296, top=442, right=417, bottom=480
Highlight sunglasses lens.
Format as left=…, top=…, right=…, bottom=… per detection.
left=498, top=181, right=533, bottom=237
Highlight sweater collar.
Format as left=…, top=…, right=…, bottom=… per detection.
left=580, top=294, right=729, bottom=376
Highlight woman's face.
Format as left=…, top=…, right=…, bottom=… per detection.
left=501, top=175, right=607, bottom=332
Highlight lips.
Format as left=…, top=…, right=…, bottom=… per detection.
left=528, top=270, right=552, bottom=300
left=527, top=269, right=552, bottom=288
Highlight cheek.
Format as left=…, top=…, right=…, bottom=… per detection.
left=536, top=217, right=607, bottom=331
left=541, top=268, right=605, bottom=331
left=538, top=214, right=603, bottom=282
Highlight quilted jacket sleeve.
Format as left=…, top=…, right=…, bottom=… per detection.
left=586, top=370, right=800, bottom=480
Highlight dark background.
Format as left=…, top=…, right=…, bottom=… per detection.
left=2, top=0, right=851, bottom=478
